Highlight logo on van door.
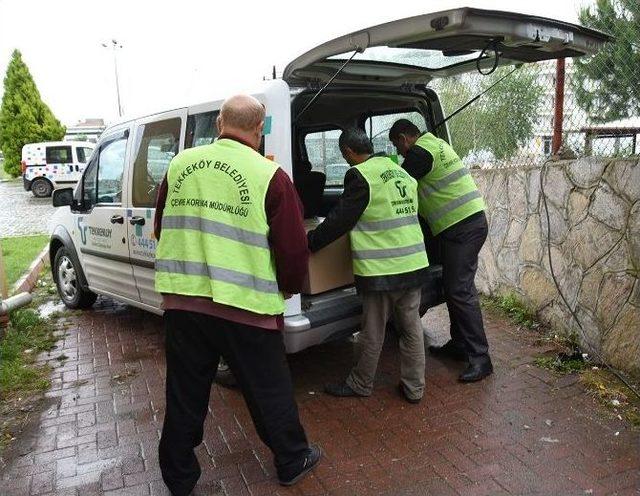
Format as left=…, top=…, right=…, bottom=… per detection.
left=77, top=217, right=88, bottom=245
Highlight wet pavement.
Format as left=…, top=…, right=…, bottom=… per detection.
left=0, top=299, right=638, bottom=496
left=0, top=179, right=59, bottom=237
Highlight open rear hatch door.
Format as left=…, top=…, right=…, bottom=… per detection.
left=283, top=7, right=612, bottom=87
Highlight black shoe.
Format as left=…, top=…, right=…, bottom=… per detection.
left=397, top=383, right=421, bottom=404
left=278, top=444, right=322, bottom=486
left=459, top=359, right=493, bottom=382
left=428, top=340, right=467, bottom=361
left=324, top=382, right=367, bottom=397
left=214, top=366, right=238, bottom=389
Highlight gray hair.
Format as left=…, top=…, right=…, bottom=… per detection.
left=339, top=128, right=373, bottom=155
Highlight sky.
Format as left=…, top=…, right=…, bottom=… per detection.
left=0, top=0, right=591, bottom=126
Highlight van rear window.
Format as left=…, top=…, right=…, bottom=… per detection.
left=304, top=129, right=346, bottom=186
left=76, top=147, right=93, bottom=163
left=365, top=111, right=426, bottom=158
left=46, top=146, right=72, bottom=164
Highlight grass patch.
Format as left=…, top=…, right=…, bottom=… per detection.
left=0, top=308, right=57, bottom=398
left=1, top=235, right=49, bottom=288
left=0, top=307, right=58, bottom=454
left=534, top=352, right=589, bottom=373
left=482, top=293, right=540, bottom=330
left=581, top=368, right=640, bottom=428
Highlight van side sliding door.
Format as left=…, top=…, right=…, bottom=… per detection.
left=126, top=109, right=187, bottom=308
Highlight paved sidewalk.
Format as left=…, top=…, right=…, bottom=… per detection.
left=0, top=180, right=59, bottom=237
left=0, top=299, right=638, bottom=496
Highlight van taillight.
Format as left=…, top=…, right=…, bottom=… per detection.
left=21, top=160, right=27, bottom=174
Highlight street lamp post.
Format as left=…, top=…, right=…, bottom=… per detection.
left=102, top=39, right=123, bottom=117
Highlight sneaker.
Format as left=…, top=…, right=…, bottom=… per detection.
left=278, top=444, right=322, bottom=486
left=397, top=383, right=422, bottom=404
left=324, top=381, right=367, bottom=397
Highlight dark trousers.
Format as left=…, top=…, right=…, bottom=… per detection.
left=159, top=310, right=308, bottom=496
left=439, top=212, right=490, bottom=363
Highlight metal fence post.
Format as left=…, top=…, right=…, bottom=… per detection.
left=552, top=58, right=566, bottom=155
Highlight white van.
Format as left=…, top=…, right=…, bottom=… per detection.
left=48, top=8, right=609, bottom=353
left=22, top=141, right=95, bottom=197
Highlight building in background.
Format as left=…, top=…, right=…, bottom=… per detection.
left=64, top=118, right=106, bottom=143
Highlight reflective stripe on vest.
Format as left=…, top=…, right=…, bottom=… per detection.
left=161, top=215, right=269, bottom=248
left=353, top=215, right=419, bottom=232
left=352, top=242, right=426, bottom=260
left=349, top=156, right=428, bottom=277
left=154, top=138, right=285, bottom=315
left=414, top=133, right=485, bottom=236
left=425, top=190, right=483, bottom=225
left=155, top=259, right=279, bottom=294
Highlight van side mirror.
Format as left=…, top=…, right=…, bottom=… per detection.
left=52, top=188, right=74, bottom=207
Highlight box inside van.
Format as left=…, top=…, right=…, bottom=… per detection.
left=49, top=8, right=610, bottom=352
left=22, top=141, right=95, bottom=197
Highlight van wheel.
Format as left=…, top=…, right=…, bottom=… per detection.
left=54, top=247, right=97, bottom=309
left=32, top=178, right=53, bottom=198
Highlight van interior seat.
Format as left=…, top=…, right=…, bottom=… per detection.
left=294, top=159, right=326, bottom=218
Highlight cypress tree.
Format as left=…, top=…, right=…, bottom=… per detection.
left=0, top=49, right=66, bottom=177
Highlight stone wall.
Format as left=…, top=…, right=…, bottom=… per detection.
left=473, top=157, right=640, bottom=374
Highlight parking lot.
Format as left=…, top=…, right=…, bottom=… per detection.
left=0, top=179, right=59, bottom=237
left=0, top=298, right=638, bottom=496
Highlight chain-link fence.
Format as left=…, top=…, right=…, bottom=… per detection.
left=433, top=0, right=639, bottom=169
left=305, top=1, right=638, bottom=173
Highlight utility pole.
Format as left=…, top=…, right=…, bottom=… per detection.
left=102, top=39, right=124, bottom=117
left=552, top=58, right=565, bottom=155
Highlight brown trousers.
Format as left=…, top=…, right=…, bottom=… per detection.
left=346, top=287, right=425, bottom=400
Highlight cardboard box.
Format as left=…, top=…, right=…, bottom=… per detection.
left=302, top=218, right=354, bottom=295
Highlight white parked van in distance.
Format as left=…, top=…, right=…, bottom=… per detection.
left=48, top=8, right=609, bottom=353
left=22, top=141, right=95, bottom=197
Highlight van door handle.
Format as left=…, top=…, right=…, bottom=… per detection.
left=110, top=215, right=124, bottom=224
left=129, top=216, right=146, bottom=226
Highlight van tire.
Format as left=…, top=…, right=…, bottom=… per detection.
left=54, top=247, right=97, bottom=309
left=31, top=178, right=53, bottom=198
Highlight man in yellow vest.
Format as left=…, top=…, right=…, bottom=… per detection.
left=389, top=119, right=492, bottom=383
left=308, top=128, right=429, bottom=403
left=154, top=95, right=320, bottom=493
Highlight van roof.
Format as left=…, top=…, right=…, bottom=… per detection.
left=101, top=80, right=284, bottom=134
left=23, top=141, right=95, bottom=148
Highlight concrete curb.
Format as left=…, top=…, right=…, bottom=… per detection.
left=12, top=243, right=50, bottom=295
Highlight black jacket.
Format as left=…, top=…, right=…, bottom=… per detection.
left=307, top=164, right=430, bottom=292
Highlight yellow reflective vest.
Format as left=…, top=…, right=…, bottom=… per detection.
left=414, top=133, right=485, bottom=235
left=350, top=156, right=429, bottom=277
left=155, top=138, right=285, bottom=315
